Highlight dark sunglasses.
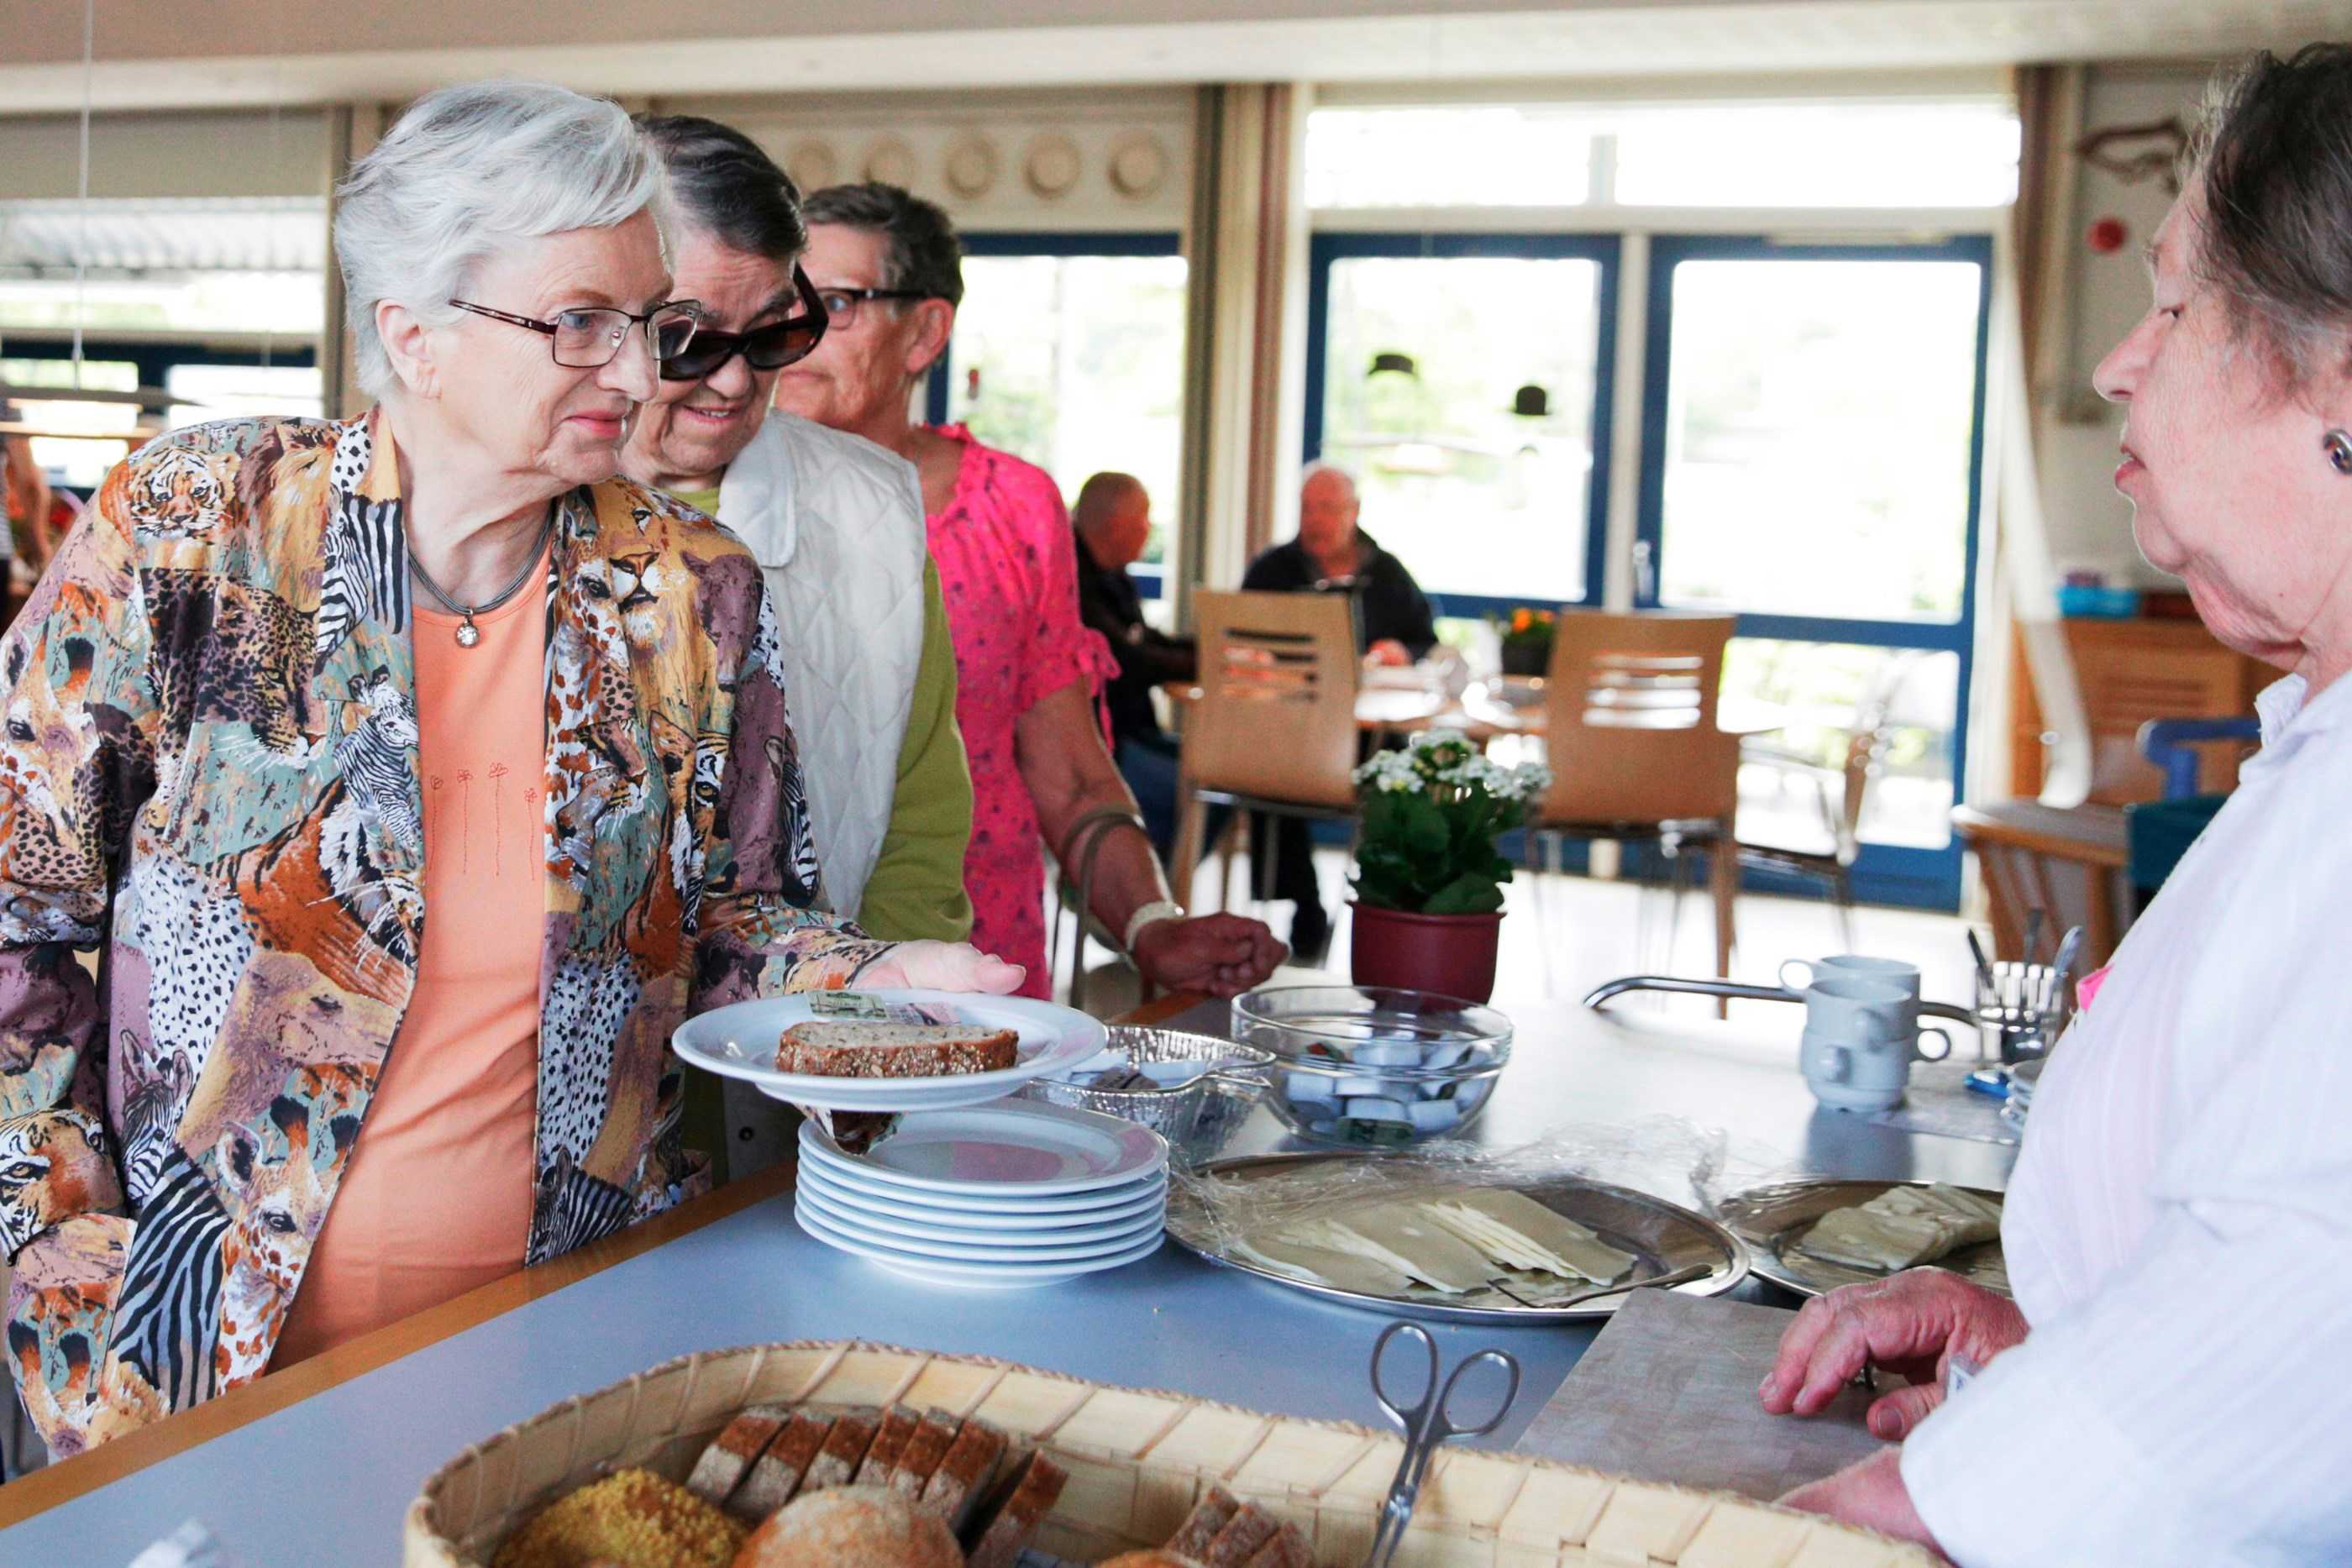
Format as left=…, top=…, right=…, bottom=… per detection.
left=659, top=264, right=830, bottom=381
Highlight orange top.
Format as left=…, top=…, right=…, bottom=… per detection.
left=275, top=559, right=549, bottom=1366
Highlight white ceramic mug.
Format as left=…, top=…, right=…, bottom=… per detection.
left=1781, top=953, right=1921, bottom=1000
left=1799, top=977, right=1955, bottom=1112
left=1800, top=1028, right=1905, bottom=1113
left=1801, top=976, right=1911, bottom=1042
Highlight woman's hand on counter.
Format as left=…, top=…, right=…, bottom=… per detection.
left=862, top=940, right=1027, bottom=994
left=1758, top=1267, right=2029, bottom=1439
left=1778, top=1449, right=1944, bottom=1555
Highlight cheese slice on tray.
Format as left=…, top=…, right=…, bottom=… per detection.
left=1418, top=1188, right=1635, bottom=1285
left=1284, top=1202, right=1496, bottom=1293
left=1232, top=1233, right=1415, bottom=1295
left=1795, top=1184, right=2003, bottom=1272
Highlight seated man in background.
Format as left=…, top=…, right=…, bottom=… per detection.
left=1072, top=470, right=1194, bottom=857
left=1236, top=462, right=1440, bottom=957
left=622, top=115, right=976, bottom=1178
left=1242, top=461, right=1436, bottom=665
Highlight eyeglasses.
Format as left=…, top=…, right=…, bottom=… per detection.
left=659, top=265, right=831, bottom=382
left=449, top=297, right=704, bottom=370
left=809, top=285, right=932, bottom=329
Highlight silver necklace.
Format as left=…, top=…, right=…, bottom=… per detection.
left=408, top=510, right=554, bottom=648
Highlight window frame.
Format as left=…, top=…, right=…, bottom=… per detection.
left=924, top=230, right=1186, bottom=601
left=1301, top=230, right=1622, bottom=620
left=1634, top=232, right=1996, bottom=910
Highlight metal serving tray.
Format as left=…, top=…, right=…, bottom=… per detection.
left=1166, top=1151, right=1747, bottom=1324
left=1714, top=1177, right=2010, bottom=1299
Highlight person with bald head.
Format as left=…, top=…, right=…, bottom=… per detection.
left=1234, top=463, right=1438, bottom=956
left=1072, top=471, right=1196, bottom=857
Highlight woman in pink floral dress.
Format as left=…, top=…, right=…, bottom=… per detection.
left=774, top=181, right=1285, bottom=999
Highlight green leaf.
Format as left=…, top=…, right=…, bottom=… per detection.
left=1424, top=873, right=1506, bottom=915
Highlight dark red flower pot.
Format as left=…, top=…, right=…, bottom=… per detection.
left=1348, top=902, right=1505, bottom=1003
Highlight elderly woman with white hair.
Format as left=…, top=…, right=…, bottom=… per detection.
left=0, top=80, right=1016, bottom=1467
left=1759, top=46, right=2352, bottom=1564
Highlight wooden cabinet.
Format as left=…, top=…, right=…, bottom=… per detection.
left=2009, top=617, right=2273, bottom=805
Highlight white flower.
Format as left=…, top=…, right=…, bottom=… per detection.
left=1353, top=750, right=1424, bottom=794
left=1436, top=755, right=1509, bottom=792
left=1495, top=760, right=1554, bottom=801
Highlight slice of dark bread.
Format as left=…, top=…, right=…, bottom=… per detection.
left=802, top=1404, right=883, bottom=1492
left=779, top=1021, right=1021, bottom=1078
left=1166, top=1488, right=1241, bottom=1558
left=727, top=1408, right=834, bottom=1522
left=962, top=1448, right=1069, bottom=1568
left=854, top=1405, right=922, bottom=1487
left=683, top=1404, right=790, bottom=1511
left=917, top=1417, right=1008, bottom=1531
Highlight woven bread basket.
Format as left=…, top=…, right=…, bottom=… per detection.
left=403, top=1340, right=1935, bottom=1567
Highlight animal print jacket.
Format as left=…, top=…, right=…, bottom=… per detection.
left=0, top=410, right=886, bottom=1457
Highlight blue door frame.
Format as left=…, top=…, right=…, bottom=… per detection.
left=1303, top=232, right=1621, bottom=619
left=925, top=231, right=1184, bottom=600
left=1635, top=233, right=1995, bottom=912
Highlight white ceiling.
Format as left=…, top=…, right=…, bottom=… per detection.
left=0, top=0, right=2344, bottom=114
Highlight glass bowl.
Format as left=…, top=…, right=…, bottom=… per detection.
left=1228, top=986, right=1512, bottom=1147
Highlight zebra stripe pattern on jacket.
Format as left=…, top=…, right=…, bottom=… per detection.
left=524, top=1158, right=635, bottom=1267
left=315, top=493, right=408, bottom=662
left=109, top=1147, right=227, bottom=1413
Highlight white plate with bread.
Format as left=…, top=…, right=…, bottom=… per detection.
left=675, top=989, right=1108, bottom=1111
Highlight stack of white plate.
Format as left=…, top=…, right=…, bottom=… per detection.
left=794, top=1099, right=1169, bottom=1289
left=2001, top=1056, right=2045, bottom=1132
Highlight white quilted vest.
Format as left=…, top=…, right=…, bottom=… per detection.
left=717, top=414, right=928, bottom=921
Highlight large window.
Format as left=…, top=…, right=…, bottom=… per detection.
left=1639, top=237, right=1992, bottom=905
left=1302, top=96, right=2013, bottom=910
left=1305, top=235, right=1616, bottom=613
left=929, top=235, right=1187, bottom=571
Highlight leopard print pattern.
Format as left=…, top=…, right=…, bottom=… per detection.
left=210, top=1062, right=370, bottom=1389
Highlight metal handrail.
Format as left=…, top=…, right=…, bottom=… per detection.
left=1581, top=973, right=1985, bottom=1033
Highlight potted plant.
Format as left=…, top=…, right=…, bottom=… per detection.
left=1496, top=606, right=1557, bottom=677
left=1348, top=732, right=1551, bottom=1002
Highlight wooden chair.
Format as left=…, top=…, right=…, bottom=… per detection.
left=1170, top=590, right=1362, bottom=915
left=1529, top=611, right=1743, bottom=979
left=1952, top=800, right=2133, bottom=971
left=1735, top=653, right=1919, bottom=950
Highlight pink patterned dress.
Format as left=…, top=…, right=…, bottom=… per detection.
left=925, top=426, right=1116, bottom=997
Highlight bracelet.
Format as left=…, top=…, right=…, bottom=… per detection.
left=1122, top=899, right=1185, bottom=956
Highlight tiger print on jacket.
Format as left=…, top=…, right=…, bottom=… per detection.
left=0, top=409, right=889, bottom=1457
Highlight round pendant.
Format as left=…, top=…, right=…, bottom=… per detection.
left=454, top=620, right=480, bottom=648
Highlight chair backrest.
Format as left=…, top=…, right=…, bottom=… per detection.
left=1538, top=611, right=1740, bottom=825
left=2073, top=635, right=2250, bottom=804
left=1185, top=590, right=1361, bottom=810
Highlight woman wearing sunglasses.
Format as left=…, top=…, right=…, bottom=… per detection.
left=0, top=81, right=1017, bottom=1469
left=621, top=115, right=979, bottom=1182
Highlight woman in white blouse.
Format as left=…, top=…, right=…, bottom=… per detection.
left=1759, top=45, right=2352, bottom=1565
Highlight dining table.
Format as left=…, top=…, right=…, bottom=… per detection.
left=0, top=992, right=2014, bottom=1565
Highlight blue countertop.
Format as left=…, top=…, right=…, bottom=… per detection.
left=0, top=995, right=2016, bottom=1566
